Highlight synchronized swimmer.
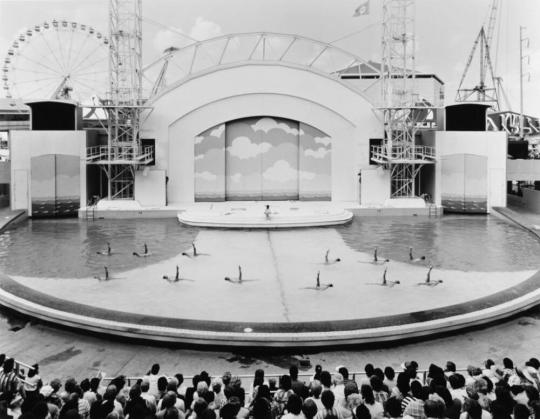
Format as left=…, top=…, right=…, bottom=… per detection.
left=224, top=265, right=243, bottom=283
left=372, top=247, right=389, bottom=264
left=313, top=270, right=333, bottom=290
left=381, top=265, right=400, bottom=287
left=182, top=242, right=198, bottom=257
left=133, top=243, right=151, bottom=258
left=419, top=264, right=443, bottom=286
left=163, top=265, right=181, bottom=282
left=409, top=247, right=426, bottom=263
left=94, top=266, right=110, bottom=281
left=97, top=242, right=112, bottom=256
left=324, top=249, right=341, bottom=264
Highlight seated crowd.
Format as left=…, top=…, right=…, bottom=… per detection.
left=0, top=355, right=539, bottom=419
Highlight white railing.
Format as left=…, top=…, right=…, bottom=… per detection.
left=371, top=145, right=436, bottom=162
left=86, top=145, right=153, bottom=164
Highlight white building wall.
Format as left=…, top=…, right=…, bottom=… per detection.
left=142, top=64, right=382, bottom=204
left=10, top=130, right=85, bottom=211
left=435, top=131, right=507, bottom=211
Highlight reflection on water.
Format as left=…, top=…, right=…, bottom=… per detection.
left=0, top=218, right=199, bottom=278
left=337, top=215, right=540, bottom=271
left=0, top=215, right=538, bottom=278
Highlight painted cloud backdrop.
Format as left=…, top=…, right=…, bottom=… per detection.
left=194, top=116, right=330, bottom=201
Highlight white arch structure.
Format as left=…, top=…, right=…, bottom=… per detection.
left=143, top=32, right=380, bottom=103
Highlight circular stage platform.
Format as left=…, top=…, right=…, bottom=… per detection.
left=0, top=228, right=539, bottom=347
left=177, top=203, right=353, bottom=228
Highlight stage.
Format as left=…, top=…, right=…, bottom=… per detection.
left=0, top=227, right=538, bottom=347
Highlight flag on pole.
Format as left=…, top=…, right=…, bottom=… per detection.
left=353, top=0, right=370, bottom=17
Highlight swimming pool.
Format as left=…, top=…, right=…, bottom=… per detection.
left=0, top=214, right=538, bottom=278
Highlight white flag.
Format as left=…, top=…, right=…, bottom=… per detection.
left=353, top=0, right=370, bottom=17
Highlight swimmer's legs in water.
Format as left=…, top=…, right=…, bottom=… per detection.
left=374, top=247, right=378, bottom=262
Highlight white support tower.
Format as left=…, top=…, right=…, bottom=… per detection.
left=86, top=0, right=153, bottom=200
left=372, top=0, right=436, bottom=198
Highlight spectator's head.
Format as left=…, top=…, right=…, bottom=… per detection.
left=200, top=371, right=211, bottom=387
left=396, top=372, right=411, bottom=395
left=212, top=380, right=222, bottom=395
left=193, top=399, right=208, bottom=416
left=319, top=371, right=332, bottom=388
left=197, top=381, right=209, bottom=395
left=157, top=376, right=168, bottom=393
left=50, top=378, right=62, bottom=392
left=485, top=359, right=495, bottom=370
left=167, top=378, right=178, bottom=394
left=175, top=374, right=184, bottom=386
left=2, top=358, right=14, bottom=373
left=373, top=368, right=384, bottom=382
left=256, top=384, right=271, bottom=401
left=279, top=375, right=292, bottom=391
left=110, top=376, right=126, bottom=393
left=289, top=365, right=299, bottom=381
left=503, top=358, right=514, bottom=370
left=31, top=401, right=49, bottom=419
left=0, top=354, right=5, bottom=368
left=445, top=361, right=456, bottom=373
left=513, top=404, right=530, bottom=419
left=338, top=367, right=349, bottom=381
left=302, top=399, right=318, bottom=419
left=344, top=381, right=359, bottom=398
left=310, top=381, right=322, bottom=398
left=384, top=366, right=395, bottom=381
left=286, top=394, right=302, bottom=415
left=268, top=378, right=277, bottom=389
left=90, top=378, right=100, bottom=393
left=448, top=374, right=465, bottom=390
left=222, top=372, right=232, bottom=387
left=361, top=384, right=375, bottom=404
left=104, top=385, right=118, bottom=401
left=64, top=378, right=78, bottom=394
left=164, top=407, right=180, bottom=419
left=29, top=364, right=39, bottom=378
left=528, top=358, right=540, bottom=370
left=140, top=379, right=150, bottom=393
left=80, top=379, right=90, bottom=393
left=251, top=398, right=271, bottom=419
left=370, top=376, right=384, bottom=393
left=254, top=369, right=265, bottom=387
left=129, top=385, right=141, bottom=400
left=355, top=404, right=372, bottom=419
left=384, top=397, right=403, bottom=418
left=321, top=389, right=335, bottom=410
left=411, top=380, right=423, bottom=399
left=463, top=399, right=483, bottom=419
left=150, top=364, right=160, bottom=375
left=365, top=363, right=374, bottom=377
left=424, top=400, right=446, bottom=419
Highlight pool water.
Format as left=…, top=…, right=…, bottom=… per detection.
left=0, top=218, right=199, bottom=278
left=0, top=214, right=538, bottom=278
left=337, top=214, right=540, bottom=271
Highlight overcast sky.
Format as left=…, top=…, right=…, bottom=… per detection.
left=0, top=0, right=539, bottom=116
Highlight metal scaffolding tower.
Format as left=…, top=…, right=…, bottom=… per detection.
left=372, top=0, right=435, bottom=198
left=86, top=0, right=153, bottom=200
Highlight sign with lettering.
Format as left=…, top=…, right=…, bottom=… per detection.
left=487, top=111, right=540, bottom=138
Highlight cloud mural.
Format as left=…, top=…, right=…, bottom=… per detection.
left=195, top=171, right=218, bottom=181
left=314, top=136, right=331, bottom=146
left=305, top=147, right=330, bottom=159
left=227, top=136, right=272, bottom=159
left=194, top=116, right=331, bottom=201
left=251, top=117, right=304, bottom=136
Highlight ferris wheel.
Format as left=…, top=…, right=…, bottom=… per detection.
left=2, top=20, right=110, bottom=104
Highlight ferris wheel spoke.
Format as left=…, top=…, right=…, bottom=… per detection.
left=12, top=75, right=63, bottom=85
left=71, top=56, right=108, bottom=76
left=55, top=29, right=68, bottom=73
left=38, top=31, right=65, bottom=74
left=15, top=53, right=64, bottom=76
left=10, top=67, right=60, bottom=77
left=67, top=34, right=91, bottom=75
left=77, top=69, right=109, bottom=77
left=69, top=43, right=105, bottom=75
left=23, top=79, right=58, bottom=98
left=65, top=28, right=76, bottom=70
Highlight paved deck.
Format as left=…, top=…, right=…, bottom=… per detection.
left=0, top=228, right=539, bottom=347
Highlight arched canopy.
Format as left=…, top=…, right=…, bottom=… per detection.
left=143, top=32, right=380, bottom=103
